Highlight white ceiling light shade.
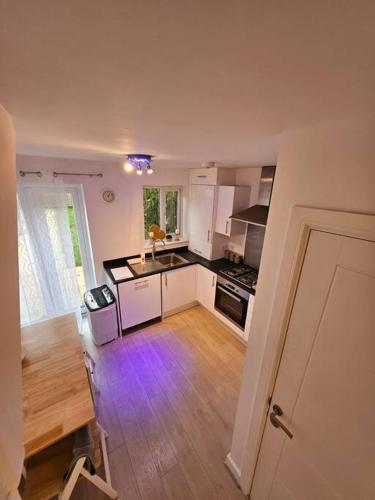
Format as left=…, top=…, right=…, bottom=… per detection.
left=124, top=154, right=154, bottom=175
left=123, top=161, right=134, bottom=173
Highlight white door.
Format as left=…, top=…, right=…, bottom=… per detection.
left=118, top=274, right=161, bottom=329
left=252, top=229, right=375, bottom=499
left=189, top=184, right=215, bottom=259
left=196, top=265, right=216, bottom=312
left=215, top=185, right=234, bottom=236
left=162, top=266, right=197, bottom=316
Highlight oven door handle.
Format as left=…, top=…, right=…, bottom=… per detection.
left=217, top=285, right=242, bottom=302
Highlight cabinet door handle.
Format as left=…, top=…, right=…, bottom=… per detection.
left=134, top=280, right=149, bottom=290
left=207, top=230, right=210, bottom=242
left=212, top=275, right=215, bottom=287
left=197, top=175, right=207, bottom=178
left=225, top=220, right=229, bottom=234
left=134, top=280, right=149, bottom=287
left=165, top=273, right=168, bottom=287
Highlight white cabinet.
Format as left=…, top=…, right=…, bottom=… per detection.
left=162, top=265, right=197, bottom=316
left=118, top=274, right=161, bottom=329
left=215, top=185, right=250, bottom=236
left=188, top=184, right=216, bottom=259
left=243, top=294, right=255, bottom=342
left=196, top=265, right=216, bottom=312
left=189, top=167, right=236, bottom=186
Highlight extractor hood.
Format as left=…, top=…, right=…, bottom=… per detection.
left=230, top=166, right=276, bottom=226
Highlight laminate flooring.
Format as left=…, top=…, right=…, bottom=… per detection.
left=74, top=305, right=247, bottom=500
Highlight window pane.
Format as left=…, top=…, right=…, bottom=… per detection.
left=143, top=187, right=160, bottom=239
left=165, top=190, right=178, bottom=234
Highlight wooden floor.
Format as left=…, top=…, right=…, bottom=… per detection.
left=77, top=305, right=247, bottom=500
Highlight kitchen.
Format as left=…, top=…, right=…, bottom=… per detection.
left=13, top=153, right=272, bottom=499
left=99, top=164, right=275, bottom=344
left=3, top=1, right=374, bottom=499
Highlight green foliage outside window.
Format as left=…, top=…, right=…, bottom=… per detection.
left=143, top=187, right=180, bottom=239
left=143, top=187, right=160, bottom=239
left=166, top=191, right=178, bottom=234
left=68, top=205, right=82, bottom=267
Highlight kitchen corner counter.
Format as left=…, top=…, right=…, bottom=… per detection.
left=103, top=245, right=255, bottom=295
left=103, top=245, right=229, bottom=284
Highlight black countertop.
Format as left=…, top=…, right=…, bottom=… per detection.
left=103, top=245, right=255, bottom=295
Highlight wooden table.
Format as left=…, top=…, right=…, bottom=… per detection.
left=22, top=314, right=95, bottom=458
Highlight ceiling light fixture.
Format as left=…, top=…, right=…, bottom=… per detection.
left=124, top=154, right=154, bottom=175
left=123, top=161, right=134, bottom=173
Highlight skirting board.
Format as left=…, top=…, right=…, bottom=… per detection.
left=225, top=452, right=241, bottom=485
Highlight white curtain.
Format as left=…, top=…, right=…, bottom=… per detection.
left=17, top=184, right=82, bottom=329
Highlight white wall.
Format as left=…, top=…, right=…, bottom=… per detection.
left=16, top=157, right=263, bottom=280
left=16, top=155, right=190, bottom=282
left=229, top=116, right=375, bottom=491
left=0, top=104, right=23, bottom=498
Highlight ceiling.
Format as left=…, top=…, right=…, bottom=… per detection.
left=0, top=0, right=374, bottom=167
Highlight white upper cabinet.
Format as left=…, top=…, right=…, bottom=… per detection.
left=196, top=265, right=216, bottom=312
left=162, top=265, right=197, bottom=316
left=188, top=184, right=216, bottom=259
left=189, top=167, right=236, bottom=186
left=215, top=185, right=251, bottom=236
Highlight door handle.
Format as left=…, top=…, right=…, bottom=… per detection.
left=225, top=220, right=229, bottom=234
left=269, top=404, right=293, bottom=439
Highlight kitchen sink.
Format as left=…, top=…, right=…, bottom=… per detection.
left=128, top=253, right=188, bottom=275
left=155, top=253, right=188, bottom=267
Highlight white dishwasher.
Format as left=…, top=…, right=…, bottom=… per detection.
left=118, top=274, right=161, bottom=330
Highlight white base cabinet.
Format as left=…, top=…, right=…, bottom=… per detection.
left=196, top=265, right=216, bottom=312
left=118, top=274, right=161, bottom=329
left=116, top=262, right=253, bottom=343
left=162, top=265, right=197, bottom=316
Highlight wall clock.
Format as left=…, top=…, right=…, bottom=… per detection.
left=102, top=189, right=115, bottom=203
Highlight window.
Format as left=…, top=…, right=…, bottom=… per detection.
left=143, top=186, right=181, bottom=239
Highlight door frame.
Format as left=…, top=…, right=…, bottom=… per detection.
left=232, top=206, right=375, bottom=495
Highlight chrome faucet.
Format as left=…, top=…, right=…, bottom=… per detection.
left=151, top=239, right=166, bottom=260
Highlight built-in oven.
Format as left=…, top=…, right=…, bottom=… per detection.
left=215, top=275, right=250, bottom=330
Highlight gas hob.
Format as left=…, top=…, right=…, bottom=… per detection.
left=220, top=264, right=258, bottom=290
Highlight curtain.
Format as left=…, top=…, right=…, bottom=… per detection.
left=17, top=185, right=82, bottom=329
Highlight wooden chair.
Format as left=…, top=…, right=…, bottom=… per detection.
left=21, top=422, right=117, bottom=499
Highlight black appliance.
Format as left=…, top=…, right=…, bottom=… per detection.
left=220, top=264, right=258, bottom=290
left=214, top=275, right=250, bottom=330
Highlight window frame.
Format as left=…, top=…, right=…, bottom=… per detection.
left=143, top=186, right=182, bottom=241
